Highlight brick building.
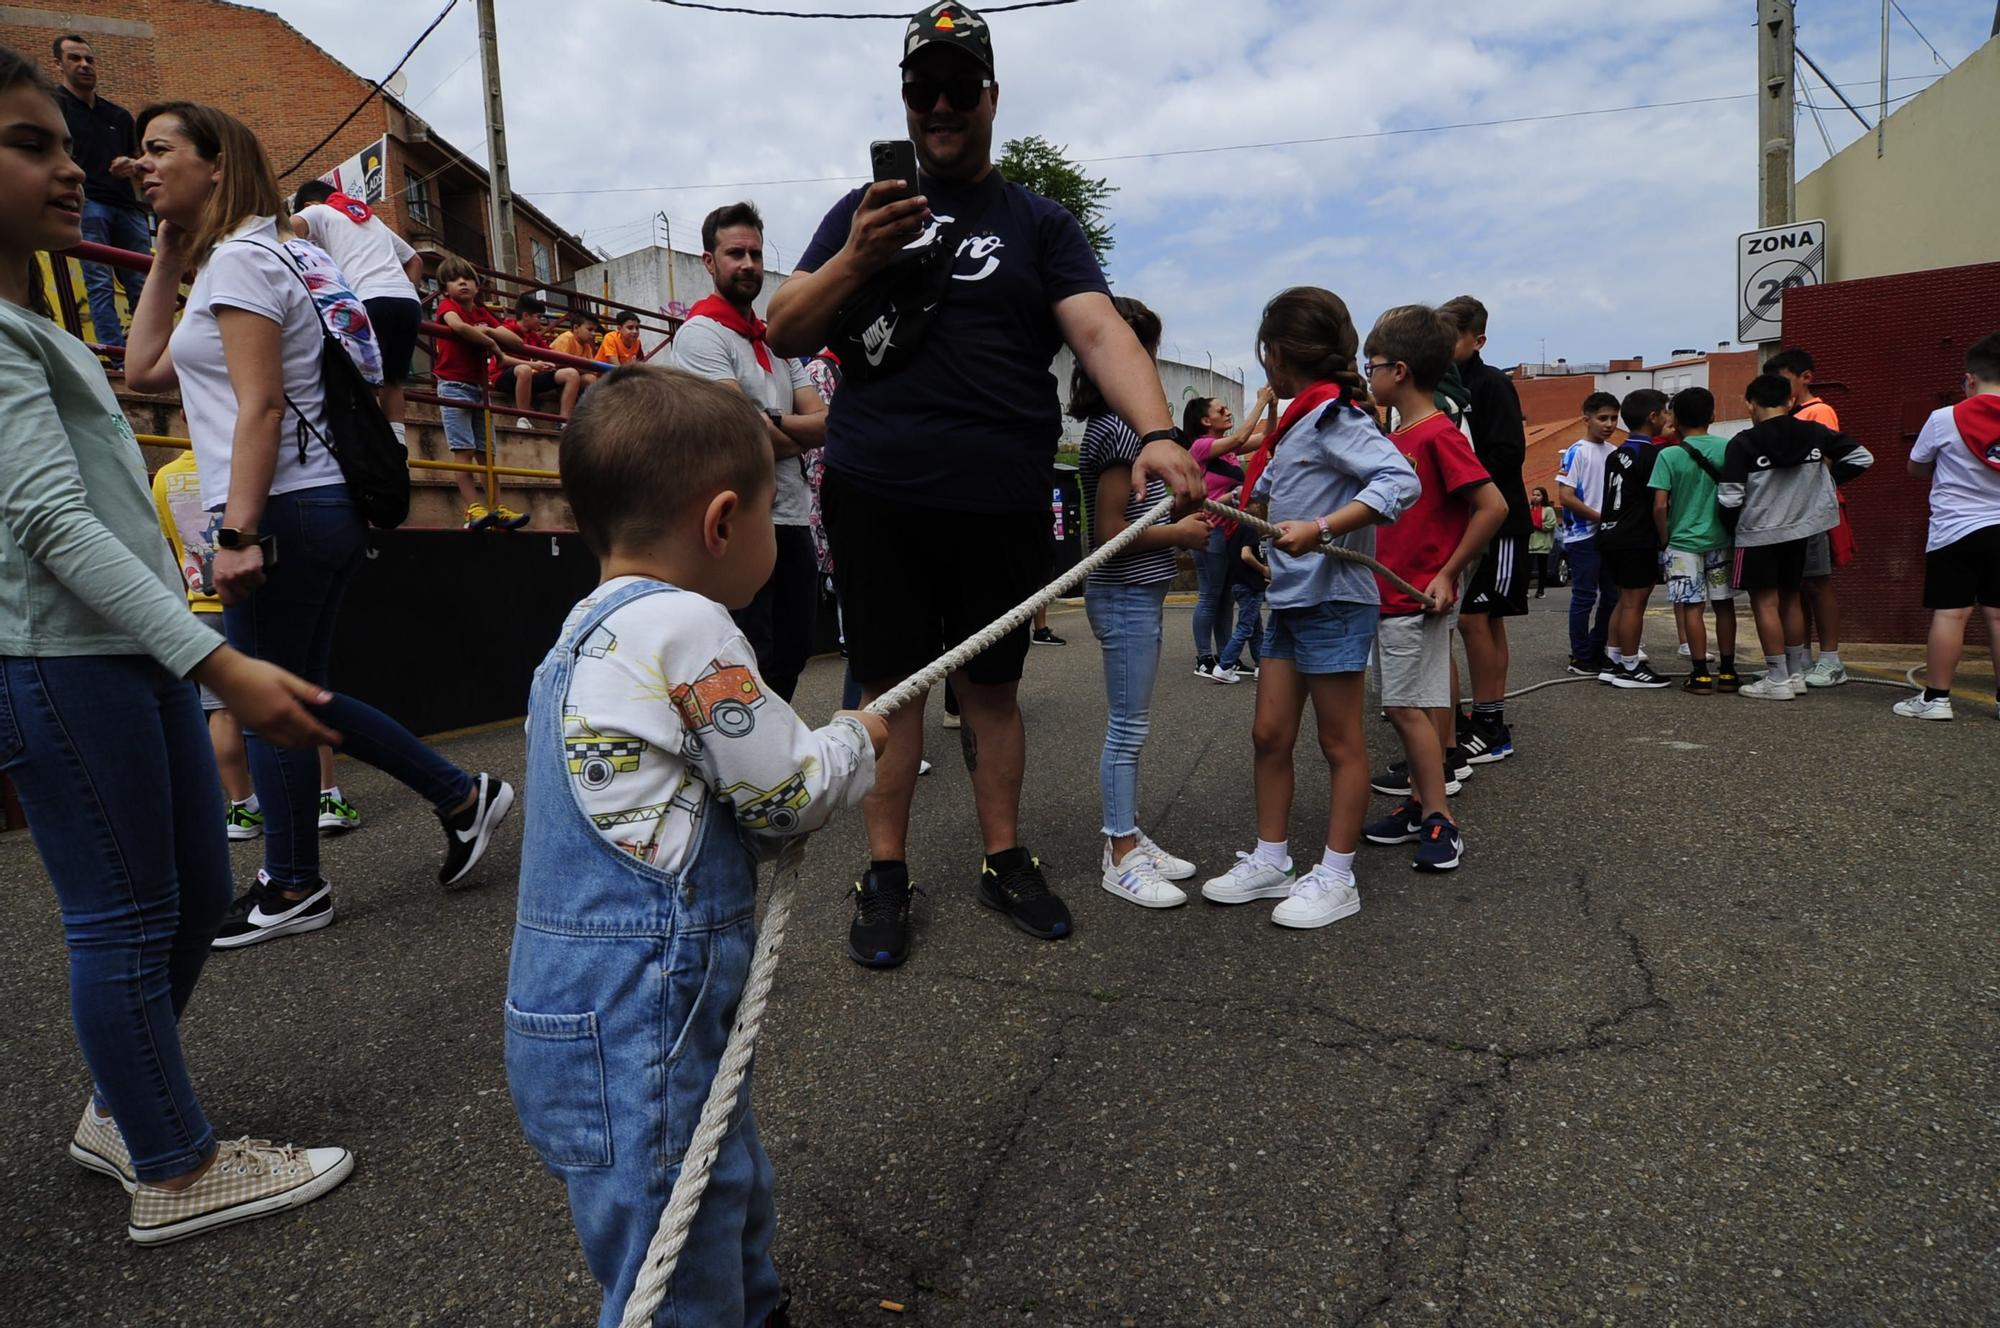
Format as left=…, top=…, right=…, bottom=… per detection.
left=1, top=0, right=593, bottom=280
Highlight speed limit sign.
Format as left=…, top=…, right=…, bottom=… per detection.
left=1737, top=219, right=1827, bottom=344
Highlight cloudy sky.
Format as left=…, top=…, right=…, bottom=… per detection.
left=263, top=0, right=1990, bottom=380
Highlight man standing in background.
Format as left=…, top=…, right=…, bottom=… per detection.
left=51, top=34, right=149, bottom=348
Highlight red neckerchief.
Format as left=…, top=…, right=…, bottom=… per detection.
left=688, top=294, right=771, bottom=372
left=1267, top=381, right=1348, bottom=449
left=326, top=191, right=373, bottom=224
left=1953, top=395, right=2000, bottom=471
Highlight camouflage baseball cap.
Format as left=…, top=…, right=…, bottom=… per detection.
left=900, top=2, right=994, bottom=74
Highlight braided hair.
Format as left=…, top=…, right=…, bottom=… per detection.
left=1256, top=286, right=1370, bottom=409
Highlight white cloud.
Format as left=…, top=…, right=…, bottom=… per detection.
left=258, top=0, right=1994, bottom=371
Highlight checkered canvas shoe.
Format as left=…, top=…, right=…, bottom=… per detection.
left=70, top=1103, right=136, bottom=1193
left=127, top=1136, right=352, bottom=1245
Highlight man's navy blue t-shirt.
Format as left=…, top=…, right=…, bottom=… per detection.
left=797, top=172, right=1108, bottom=514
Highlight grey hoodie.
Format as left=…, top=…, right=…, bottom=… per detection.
left=1717, top=416, right=1873, bottom=547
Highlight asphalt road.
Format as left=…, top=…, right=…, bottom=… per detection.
left=2, top=593, right=1993, bottom=1326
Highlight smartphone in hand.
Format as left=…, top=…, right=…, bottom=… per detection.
left=870, top=139, right=919, bottom=203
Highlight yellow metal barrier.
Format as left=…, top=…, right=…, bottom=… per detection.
left=133, top=435, right=560, bottom=484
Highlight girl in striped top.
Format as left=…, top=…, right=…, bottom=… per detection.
left=1076, top=296, right=1211, bottom=909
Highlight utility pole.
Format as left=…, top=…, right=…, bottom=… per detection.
left=475, top=0, right=518, bottom=277
left=1877, top=0, right=1889, bottom=158
left=1756, top=0, right=1796, bottom=232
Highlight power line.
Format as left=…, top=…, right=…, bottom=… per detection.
left=409, top=48, right=477, bottom=109
left=277, top=0, right=460, bottom=179
left=640, top=0, right=1075, bottom=16
left=529, top=78, right=1939, bottom=199
left=1889, top=0, right=1954, bottom=69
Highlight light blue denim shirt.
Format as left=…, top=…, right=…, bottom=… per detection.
left=1253, top=396, right=1420, bottom=610
left=0, top=299, right=221, bottom=678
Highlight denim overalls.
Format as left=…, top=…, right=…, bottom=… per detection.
left=505, top=579, right=781, bottom=1328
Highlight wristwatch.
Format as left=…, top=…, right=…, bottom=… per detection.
left=1138, top=428, right=1183, bottom=447
left=213, top=526, right=257, bottom=549
left=767, top=409, right=786, bottom=430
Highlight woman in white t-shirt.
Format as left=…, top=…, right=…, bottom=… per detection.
left=289, top=177, right=423, bottom=446
left=124, top=101, right=515, bottom=947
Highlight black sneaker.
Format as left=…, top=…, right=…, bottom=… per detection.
left=439, top=772, right=516, bottom=887
left=1457, top=725, right=1494, bottom=763
left=212, top=874, right=332, bottom=949
left=1031, top=627, right=1066, bottom=646
left=1565, top=658, right=1600, bottom=677
left=1611, top=662, right=1672, bottom=690
left=1369, top=761, right=1463, bottom=799
left=1364, top=797, right=1424, bottom=845
left=977, top=848, right=1072, bottom=940
left=1464, top=718, right=1513, bottom=764
left=1412, top=813, right=1463, bottom=872
left=1447, top=746, right=1474, bottom=784
left=847, top=864, right=915, bottom=968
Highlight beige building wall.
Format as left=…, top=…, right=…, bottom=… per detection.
left=1797, top=35, right=2000, bottom=283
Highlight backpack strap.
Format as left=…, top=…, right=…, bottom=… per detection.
left=227, top=237, right=338, bottom=465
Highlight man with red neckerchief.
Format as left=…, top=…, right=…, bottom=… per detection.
left=671, top=200, right=828, bottom=702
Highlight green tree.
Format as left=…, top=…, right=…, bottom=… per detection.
left=998, top=134, right=1116, bottom=266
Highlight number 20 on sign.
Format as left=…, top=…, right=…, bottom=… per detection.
left=1736, top=219, right=1827, bottom=345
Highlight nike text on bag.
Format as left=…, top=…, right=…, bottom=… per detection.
left=233, top=240, right=410, bottom=529
left=826, top=171, right=1004, bottom=384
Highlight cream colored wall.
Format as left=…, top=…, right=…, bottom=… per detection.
left=1797, top=36, right=1999, bottom=283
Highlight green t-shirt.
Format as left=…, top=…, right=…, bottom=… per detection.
left=1648, top=434, right=1731, bottom=553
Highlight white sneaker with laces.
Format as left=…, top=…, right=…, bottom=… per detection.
left=1740, top=676, right=1795, bottom=701
left=1677, top=642, right=1693, bottom=658
left=1200, top=852, right=1295, bottom=904
left=1209, top=664, right=1242, bottom=685
left=1891, top=694, right=1953, bottom=721
left=1803, top=658, right=1848, bottom=688
left=1789, top=672, right=1809, bottom=697
left=1271, top=864, right=1361, bottom=929
left=1101, top=844, right=1187, bottom=909
left=1135, top=830, right=1196, bottom=881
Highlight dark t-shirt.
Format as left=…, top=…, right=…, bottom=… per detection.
left=1460, top=351, right=1530, bottom=535
left=797, top=172, right=1109, bottom=513
left=55, top=87, right=142, bottom=211
left=1597, top=437, right=1665, bottom=550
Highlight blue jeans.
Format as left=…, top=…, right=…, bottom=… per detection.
left=79, top=200, right=149, bottom=348
left=508, top=578, right=780, bottom=1327
left=1220, top=582, right=1265, bottom=668
left=1191, top=525, right=1234, bottom=660
left=0, top=654, right=228, bottom=1181
left=1565, top=536, right=1614, bottom=663
left=222, top=485, right=471, bottom=888
left=1086, top=580, right=1168, bottom=839
left=437, top=378, right=488, bottom=454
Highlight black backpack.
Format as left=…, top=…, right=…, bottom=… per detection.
left=826, top=170, right=1004, bottom=384
left=233, top=239, right=411, bottom=529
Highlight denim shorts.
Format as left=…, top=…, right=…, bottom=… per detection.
left=1663, top=548, right=1733, bottom=605
left=436, top=378, right=487, bottom=454
left=1262, top=600, right=1377, bottom=674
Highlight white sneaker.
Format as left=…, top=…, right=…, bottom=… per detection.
left=515, top=416, right=533, bottom=429
left=1803, top=659, right=1848, bottom=688
left=1209, top=664, right=1242, bottom=685
left=1135, top=830, right=1196, bottom=881
left=1789, top=672, right=1809, bottom=697
left=128, top=1137, right=353, bottom=1245
left=918, top=759, right=933, bottom=777
left=1101, top=845, right=1187, bottom=909
left=1891, top=694, right=1953, bottom=721
left=1677, top=642, right=1692, bottom=658
left=941, top=712, right=962, bottom=730
left=1200, top=851, right=1295, bottom=904
left=1271, top=864, right=1361, bottom=929
left=1740, top=676, right=1795, bottom=701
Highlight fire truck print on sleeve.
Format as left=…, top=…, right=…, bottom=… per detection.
left=558, top=578, right=875, bottom=871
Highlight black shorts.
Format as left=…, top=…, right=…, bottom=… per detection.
left=822, top=469, right=1047, bottom=688
left=363, top=296, right=421, bottom=385
left=1603, top=544, right=1661, bottom=590
left=527, top=368, right=562, bottom=397
left=1462, top=533, right=1529, bottom=616
left=1739, top=538, right=1808, bottom=592
left=1923, top=523, right=2000, bottom=609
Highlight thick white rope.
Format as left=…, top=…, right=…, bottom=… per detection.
left=618, top=484, right=1469, bottom=1322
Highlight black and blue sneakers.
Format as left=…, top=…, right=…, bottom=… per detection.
left=1412, top=814, right=1463, bottom=873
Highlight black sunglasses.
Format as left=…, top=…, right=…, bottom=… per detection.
left=900, top=75, right=992, bottom=114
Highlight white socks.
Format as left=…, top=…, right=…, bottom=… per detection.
left=1785, top=645, right=1809, bottom=676
left=1253, top=839, right=1291, bottom=870
left=232, top=795, right=260, bottom=814
left=1320, top=847, right=1356, bottom=878
left=1765, top=655, right=1789, bottom=682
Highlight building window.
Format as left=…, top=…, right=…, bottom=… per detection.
left=405, top=170, right=433, bottom=228
left=531, top=238, right=552, bottom=285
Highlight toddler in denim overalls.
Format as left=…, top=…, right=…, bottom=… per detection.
left=503, top=366, right=883, bottom=1327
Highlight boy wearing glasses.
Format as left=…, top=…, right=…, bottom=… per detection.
left=1359, top=307, right=1506, bottom=872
